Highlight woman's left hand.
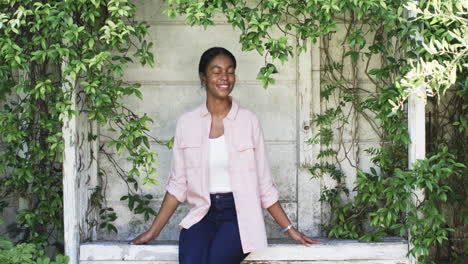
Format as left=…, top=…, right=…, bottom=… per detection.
left=286, top=227, right=320, bottom=246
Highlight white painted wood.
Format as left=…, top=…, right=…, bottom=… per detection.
left=407, top=85, right=426, bottom=183
left=407, top=3, right=425, bottom=264
left=62, top=73, right=80, bottom=264
left=80, top=261, right=404, bottom=264
left=249, top=241, right=408, bottom=261
left=80, top=239, right=409, bottom=262
left=63, top=74, right=96, bottom=263
left=298, top=40, right=322, bottom=237
left=80, top=260, right=176, bottom=264
left=407, top=84, right=426, bottom=264
left=287, top=261, right=407, bottom=264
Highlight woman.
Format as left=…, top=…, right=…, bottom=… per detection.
left=129, top=47, right=319, bottom=263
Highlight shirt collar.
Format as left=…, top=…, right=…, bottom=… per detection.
left=199, top=96, right=239, bottom=120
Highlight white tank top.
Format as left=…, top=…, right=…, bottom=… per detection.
left=208, top=135, right=232, bottom=193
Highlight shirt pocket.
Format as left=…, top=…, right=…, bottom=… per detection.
left=232, top=139, right=256, bottom=172
left=179, top=137, right=202, bottom=169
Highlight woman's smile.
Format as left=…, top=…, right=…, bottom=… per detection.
left=216, top=83, right=231, bottom=92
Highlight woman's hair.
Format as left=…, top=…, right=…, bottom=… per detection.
left=198, top=47, right=236, bottom=75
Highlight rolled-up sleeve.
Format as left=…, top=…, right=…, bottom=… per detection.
left=252, top=114, right=279, bottom=209
left=165, top=118, right=187, bottom=203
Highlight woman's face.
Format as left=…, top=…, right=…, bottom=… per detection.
left=200, top=55, right=236, bottom=100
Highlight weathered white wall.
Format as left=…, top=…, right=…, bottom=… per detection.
left=96, top=0, right=301, bottom=242
left=95, top=0, right=382, bottom=242
left=318, top=23, right=383, bottom=229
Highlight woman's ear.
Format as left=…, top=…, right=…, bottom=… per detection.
left=199, top=72, right=206, bottom=87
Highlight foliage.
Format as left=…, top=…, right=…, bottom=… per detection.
left=328, top=148, right=464, bottom=257
left=166, top=0, right=467, bottom=262
left=0, top=217, right=69, bottom=264
left=392, top=0, right=467, bottom=112
left=0, top=0, right=159, bottom=249
left=0, top=0, right=465, bottom=262
left=165, top=0, right=343, bottom=88
left=0, top=243, right=69, bottom=264
left=0, top=217, right=13, bottom=250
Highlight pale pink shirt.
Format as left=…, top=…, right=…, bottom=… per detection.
left=165, top=97, right=279, bottom=253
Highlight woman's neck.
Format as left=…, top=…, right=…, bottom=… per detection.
left=206, top=95, right=232, bottom=118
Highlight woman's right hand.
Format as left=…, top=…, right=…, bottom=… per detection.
left=129, top=231, right=156, bottom=245
left=128, top=192, right=181, bottom=245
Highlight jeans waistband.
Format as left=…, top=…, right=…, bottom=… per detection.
left=209, top=192, right=234, bottom=200
left=209, top=192, right=235, bottom=214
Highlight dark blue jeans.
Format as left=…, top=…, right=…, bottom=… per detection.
left=178, top=192, right=250, bottom=264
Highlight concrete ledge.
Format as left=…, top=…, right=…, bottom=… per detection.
left=80, top=238, right=409, bottom=263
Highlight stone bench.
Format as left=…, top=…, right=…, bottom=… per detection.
left=80, top=237, right=409, bottom=263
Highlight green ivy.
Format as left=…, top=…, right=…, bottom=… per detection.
left=0, top=0, right=160, bottom=250
left=1, top=216, right=69, bottom=264
left=165, top=0, right=467, bottom=262
left=0, top=243, right=69, bottom=264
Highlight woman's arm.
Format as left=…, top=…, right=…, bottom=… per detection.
left=130, top=118, right=187, bottom=244
left=252, top=114, right=319, bottom=246
left=267, top=202, right=320, bottom=246
left=129, top=191, right=180, bottom=244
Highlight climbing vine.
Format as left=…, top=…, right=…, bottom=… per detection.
left=1, top=216, right=69, bottom=264
left=0, top=0, right=162, bottom=251
left=166, top=0, right=467, bottom=263
left=0, top=0, right=465, bottom=263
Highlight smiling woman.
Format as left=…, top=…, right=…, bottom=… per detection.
left=199, top=48, right=236, bottom=101
left=129, top=47, right=319, bottom=264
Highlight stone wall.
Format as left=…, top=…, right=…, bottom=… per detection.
left=94, top=0, right=381, bottom=242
